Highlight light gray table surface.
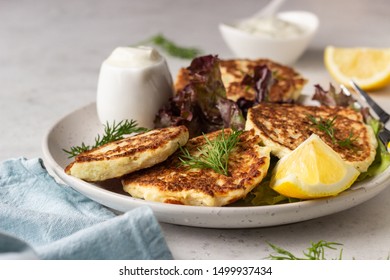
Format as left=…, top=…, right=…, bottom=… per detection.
left=2, top=0, right=390, bottom=260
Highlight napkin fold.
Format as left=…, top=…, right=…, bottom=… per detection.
left=0, top=157, right=173, bottom=260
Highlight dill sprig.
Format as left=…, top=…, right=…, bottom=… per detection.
left=307, top=114, right=357, bottom=149
left=307, top=114, right=336, bottom=140
left=178, top=129, right=243, bottom=176
left=139, top=34, right=202, bottom=59
left=63, top=120, right=148, bottom=158
left=337, top=131, right=358, bottom=148
left=267, top=240, right=343, bottom=260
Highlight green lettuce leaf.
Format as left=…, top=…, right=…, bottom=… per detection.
left=357, top=118, right=390, bottom=181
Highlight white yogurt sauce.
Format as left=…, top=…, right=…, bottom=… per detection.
left=236, top=16, right=304, bottom=39
left=96, top=46, right=173, bottom=128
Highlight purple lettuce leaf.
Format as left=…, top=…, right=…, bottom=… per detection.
left=154, top=55, right=244, bottom=137
left=312, top=84, right=356, bottom=107
left=236, top=65, right=274, bottom=118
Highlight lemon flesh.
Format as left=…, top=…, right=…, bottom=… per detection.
left=270, top=134, right=360, bottom=199
left=324, top=46, right=390, bottom=90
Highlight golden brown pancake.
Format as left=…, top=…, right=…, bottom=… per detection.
left=245, top=103, right=377, bottom=172
left=175, top=58, right=307, bottom=103
left=65, top=126, right=189, bottom=181
left=122, top=129, right=271, bottom=206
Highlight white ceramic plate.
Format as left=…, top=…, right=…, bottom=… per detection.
left=42, top=102, right=390, bottom=228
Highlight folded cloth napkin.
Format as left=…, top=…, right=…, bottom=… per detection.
left=0, top=157, right=173, bottom=260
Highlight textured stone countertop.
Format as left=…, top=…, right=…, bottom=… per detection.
left=1, top=0, right=390, bottom=259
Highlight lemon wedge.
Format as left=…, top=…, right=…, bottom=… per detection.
left=324, top=46, right=390, bottom=90
left=270, top=134, right=360, bottom=199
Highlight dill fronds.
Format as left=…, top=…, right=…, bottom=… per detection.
left=63, top=120, right=148, bottom=158
left=138, top=34, right=202, bottom=59
left=267, top=240, right=343, bottom=260
left=178, top=129, right=243, bottom=176
left=307, top=114, right=356, bottom=149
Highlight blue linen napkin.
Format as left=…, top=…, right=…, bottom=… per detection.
left=0, top=157, right=173, bottom=260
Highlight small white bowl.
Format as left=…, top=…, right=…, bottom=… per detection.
left=219, top=10, right=319, bottom=65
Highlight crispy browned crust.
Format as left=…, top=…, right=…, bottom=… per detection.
left=174, top=58, right=307, bottom=103
left=122, top=129, right=270, bottom=206
left=246, top=103, right=377, bottom=171
left=64, top=126, right=189, bottom=181
left=67, top=126, right=188, bottom=164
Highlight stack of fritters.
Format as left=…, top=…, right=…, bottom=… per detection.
left=65, top=57, right=378, bottom=206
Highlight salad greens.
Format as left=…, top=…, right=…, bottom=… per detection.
left=312, top=83, right=356, bottom=107
left=155, top=55, right=245, bottom=138
left=357, top=118, right=390, bottom=181
left=243, top=181, right=294, bottom=206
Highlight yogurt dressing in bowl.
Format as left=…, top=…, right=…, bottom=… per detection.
left=235, top=16, right=305, bottom=39
left=219, top=10, right=319, bottom=65
left=96, top=46, right=173, bottom=128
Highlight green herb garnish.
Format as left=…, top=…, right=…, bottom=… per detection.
left=178, top=129, right=243, bottom=176
left=140, top=34, right=202, bottom=59
left=63, top=120, right=148, bottom=158
left=267, top=240, right=343, bottom=260
left=307, top=114, right=357, bottom=149
left=337, top=131, right=357, bottom=148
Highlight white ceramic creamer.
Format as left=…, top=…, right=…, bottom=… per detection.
left=96, top=46, right=173, bottom=128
